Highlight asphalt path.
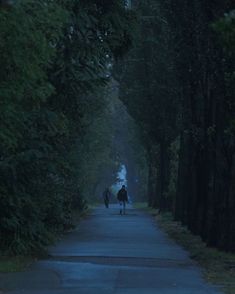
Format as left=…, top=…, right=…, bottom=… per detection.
left=0, top=204, right=223, bottom=294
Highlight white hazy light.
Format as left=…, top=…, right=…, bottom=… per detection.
left=111, top=164, right=127, bottom=195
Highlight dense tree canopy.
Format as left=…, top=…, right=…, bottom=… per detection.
left=1, top=0, right=234, bottom=255
left=0, top=0, right=136, bottom=254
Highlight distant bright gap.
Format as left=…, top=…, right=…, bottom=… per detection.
left=111, top=164, right=127, bottom=194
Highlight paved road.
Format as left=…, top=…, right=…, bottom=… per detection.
left=0, top=204, right=223, bottom=294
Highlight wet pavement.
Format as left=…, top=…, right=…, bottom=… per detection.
left=0, top=204, right=223, bottom=293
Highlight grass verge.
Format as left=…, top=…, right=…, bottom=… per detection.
left=135, top=203, right=235, bottom=294
left=0, top=256, right=34, bottom=273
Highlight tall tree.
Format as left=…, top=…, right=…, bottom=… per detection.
left=117, top=0, right=235, bottom=251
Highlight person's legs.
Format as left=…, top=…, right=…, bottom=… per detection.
left=119, top=201, right=123, bottom=214
left=123, top=201, right=126, bottom=214
left=104, top=198, right=108, bottom=208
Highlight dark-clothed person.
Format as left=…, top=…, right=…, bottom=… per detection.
left=117, top=185, right=128, bottom=215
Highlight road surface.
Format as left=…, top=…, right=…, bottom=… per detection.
left=0, top=204, right=223, bottom=294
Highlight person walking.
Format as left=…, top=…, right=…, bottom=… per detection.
left=117, top=185, right=128, bottom=215
left=103, top=187, right=111, bottom=208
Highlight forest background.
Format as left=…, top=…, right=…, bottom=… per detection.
left=0, top=0, right=235, bottom=255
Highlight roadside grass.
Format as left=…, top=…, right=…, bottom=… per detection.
left=87, top=202, right=100, bottom=210
left=133, top=202, right=148, bottom=209
left=0, top=256, right=34, bottom=273
left=133, top=202, right=156, bottom=214
left=135, top=202, right=235, bottom=294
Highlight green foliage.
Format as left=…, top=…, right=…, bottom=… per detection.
left=213, top=10, right=235, bottom=51
left=0, top=0, right=135, bottom=254
left=0, top=256, right=33, bottom=273
left=74, top=89, right=118, bottom=201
